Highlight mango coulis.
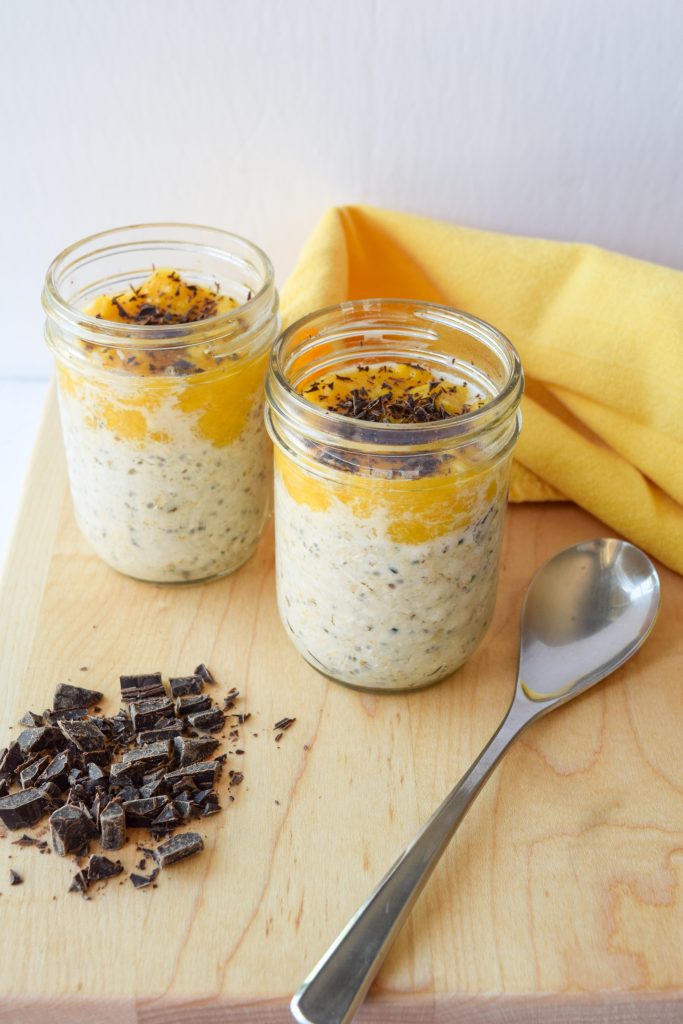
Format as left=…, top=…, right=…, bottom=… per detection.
left=301, top=361, right=484, bottom=422
left=276, top=360, right=500, bottom=544
left=59, top=270, right=265, bottom=448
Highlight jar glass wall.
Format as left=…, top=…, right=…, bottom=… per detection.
left=266, top=299, right=523, bottom=692
left=43, top=224, right=279, bottom=583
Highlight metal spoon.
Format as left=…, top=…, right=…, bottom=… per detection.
left=291, top=538, right=661, bottom=1024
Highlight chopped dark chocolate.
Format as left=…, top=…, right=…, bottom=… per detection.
left=57, top=718, right=107, bottom=753
left=164, top=759, right=220, bottom=789
left=129, top=867, right=159, bottom=889
left=193, top=664, right=215, bottom=685
left=173, top=736, right=219, bottom=768
left=119, top=673, right=165, bottom=702
left=18, top=711, right=44, bottom=728
left=0, top=742, right=22, bottom=776
left=168, top=676, right=204, bottom=698
left=100, top=801, right=126, bottom=851
left=122, top=741, right=172, bottom=773
left=53, top=683, right=104, bottom=711
left=19, top=756, right=50, bottom=790
left=174, top=694, right=212, bottom=717
left=129, top=697, right=174, bottom=733
left=109, top=762, right=136, bottom=787
left=150, top=802, right=181, bottom=833
left=187, top=708, right=224, bottom=733
left=136, top=722, right=183, bottom=745
left=123, top=796, right=168, bottom=827
left=16, top=727, right=56, bottom=757
left=154, top=831, right=204, bottom=868
left=273, top=717, right=296, bottom=732
left=49, top=804, right=97, bottom=856
left=87, top=854, right=123, bottom=882
left=0, top=789, right=49, bottom=830
left=69, top=870, right=89, bottom=895
left=9, top=869, right=22, bottom=885
left=38, top=751, right=71, bottom=791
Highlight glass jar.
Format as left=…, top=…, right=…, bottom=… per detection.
left=43, top=224, right=279, bottom=583
left=265, top=299, right=523, bottom=692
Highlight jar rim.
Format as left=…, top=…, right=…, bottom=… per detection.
left=42, top=222, right=276, bottom=349
left=267, top=297, right=523, bottom=446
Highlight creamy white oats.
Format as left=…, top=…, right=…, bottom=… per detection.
left=58, top=385, right=270, bottom=583
left=274, top=452, right=508, bottom=690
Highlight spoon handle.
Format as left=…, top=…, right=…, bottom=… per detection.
left=291, top=698, right=532, bottom=1024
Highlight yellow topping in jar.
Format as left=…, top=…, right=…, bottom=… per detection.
left=301, top=360, right=485, bottom=422
left=59, top=270, right=265, bottom=448
left=277, top=360, right=497, bottom=544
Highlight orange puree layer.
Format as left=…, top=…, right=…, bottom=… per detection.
left=300, top=361, right=484, bottom=422
left=277, top=360, right=498, bottom=544
left=58, top=270, right=265, bottom=448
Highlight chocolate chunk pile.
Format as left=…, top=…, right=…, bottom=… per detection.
left=0, top=667, right=244, bottom=895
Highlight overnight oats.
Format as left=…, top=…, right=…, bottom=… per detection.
left=43, top=225, right=279, bottom=583
left=266, top=300, right=523, bottom=691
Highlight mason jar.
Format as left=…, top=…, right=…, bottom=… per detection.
left=43, top=224, right=279, bottom=583
left=265, top=299, right=523, bottom=692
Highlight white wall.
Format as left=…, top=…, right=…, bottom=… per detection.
left=1, top=0, right=681, bottom=379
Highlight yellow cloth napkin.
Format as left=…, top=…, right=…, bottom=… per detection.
left=281, top=205, right=683, bottom=574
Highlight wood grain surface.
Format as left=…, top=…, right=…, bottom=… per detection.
left=0, top=390, right=681, bottom=1022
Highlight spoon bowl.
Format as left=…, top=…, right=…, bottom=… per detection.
left=519, top=538, right=660, bottom=702
left=291, top=539, right=661, bottom=1024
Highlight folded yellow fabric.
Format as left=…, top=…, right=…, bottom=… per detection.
left=281, top=205, right=683, bottom=574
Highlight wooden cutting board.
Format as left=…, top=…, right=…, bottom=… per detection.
left=0, top=389, right=681, bottom=1023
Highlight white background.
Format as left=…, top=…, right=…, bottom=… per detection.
left=0, top=0, right=681, bottom=561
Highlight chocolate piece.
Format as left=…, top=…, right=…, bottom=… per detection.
left=53, top=683, right=104, bottom=711
left=123, top=796, right=168, bottom=827
left=87, top=855, right=123, bottom=882
left=150, top=802, right=181, bottom=833
left=45, top=707, right=89, bottom=724
left=69, top=870, right=89, bottom=895
left=174, top=694, right=212, bottom=717
left=18, top=711, right=44, bottom=728
left=229, top=771, right=244, bottom=787
left=0, top=779, right=8, bottom=798
left=136, top=722, right=183, bottom=745
left=49, top=804, right=97, bottom=856
left=57, top=718, right=107, bottom=753
left=86, top=762, right=105, bottom=781
left=168, top=676, right=204, bottom=698
left=16, top=727, right=55, bottom=757
left=109, top=762, right=136, bottom=787
left=11, top=833, right=47, bottom=849
left=164, top=759, right=220, bottom=789
left=273, top=717, right=296, bottom=733
left=9, top=870, right=22, bottom=886
left=139, top=778, right=168, bottom=799
left=100, top=801, right=126, bottom=851
left=39, top=781, right=63, bottom=802
left=173, top=736, right=219, bottom=768
left=0, top=741, right=22, bottom=777
left=38, top=751, right=72, bottom=791
left=108, top=710, right=135, bottom=745
left=129, top=697, right=174, bottom=733
left=120, top=673, right=165, bottom=702
left=122, top=741, right=172, bottom=773
left=0, top=789, right=48, bottom=830
left=129, top=867, right=159, bottom=888
left=194, top=664, right=215, bottom=685
left=174, top=797, right=192, bottom=820
left=116, top=786, right=140, bottom=803
left=154, top=831, right=204, bottom=868
left=187, top=709, right=224, bottom=733
left=19, top=755, right=50, bottom=789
